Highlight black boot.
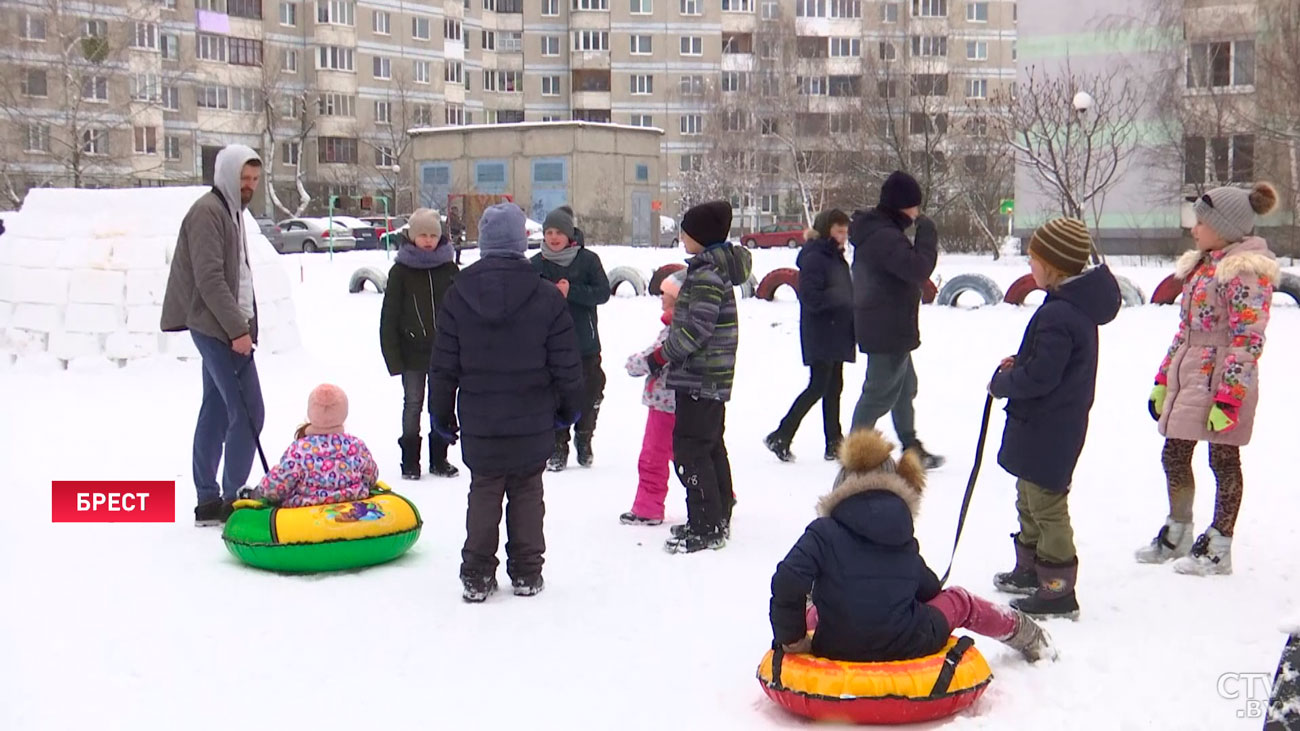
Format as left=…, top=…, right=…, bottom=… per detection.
left=547, top=432, right=569, bottom=472
left=399, top=435, right=421, bottom=480
left=1011, top=557, right=1080, bottom=619
left=427, top=433, right=459, bottom=478
left=824, top=436, right=842, bottom=462
left=461, top=574, right=498, bottom=603
left=764, top=430, right=794, bottom=462
left=194, top=499, right=225, bottom=527
left=993, top=533, right=1039, bottom=595
left=574, top=431, right=594, bottom=467
left=905, top=440, right=946, bottom=470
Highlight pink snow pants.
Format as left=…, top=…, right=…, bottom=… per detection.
left=804, top=587, right=1016, bottom=641
left=630, top=408, right=675, bottom=520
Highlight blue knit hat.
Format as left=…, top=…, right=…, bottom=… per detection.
left=478, top=203, right=528, bottom=259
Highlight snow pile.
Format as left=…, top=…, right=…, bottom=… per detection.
left=0, top=187, right=299, bottom=369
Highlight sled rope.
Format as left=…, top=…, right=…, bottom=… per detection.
left=238, top=351, right=270, bottom=475
left=938, top=394, right=994, bottom=587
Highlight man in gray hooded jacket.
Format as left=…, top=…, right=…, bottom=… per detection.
left=161, top=144, right=266, bottom=526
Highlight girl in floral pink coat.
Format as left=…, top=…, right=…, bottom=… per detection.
left=1136, top=182, right=1279, bottom=575
left=251, top=384, right=379, bottom=508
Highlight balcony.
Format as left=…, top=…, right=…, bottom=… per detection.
left=572, top=69, right=611, bottom=93
left=573, top=109, right=612, bottom=123
left=570, top=50, right=611, bottom=70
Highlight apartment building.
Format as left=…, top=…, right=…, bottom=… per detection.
left=2, top=0, right=1016, bottom=221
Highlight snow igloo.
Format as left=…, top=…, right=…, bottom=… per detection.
left=0, top=187, right=300, bottom=370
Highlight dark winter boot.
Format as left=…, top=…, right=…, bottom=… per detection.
left=399, top=436, right=422, bottom=480
left=764, top=430, right=795, bottom=462
left=574, top=431, right=594, bottom=467
left=511, top=574, right=544, bottom=597
left=620, top=512, right=663, bottom=526
left=993, top=533, right=1039, bottom=595
left=905, top=441, right=946, bottom=470
left=824, top=437, right=842, bottom=461
left=427, top=433, right=459, bottom=478
left=461, top=574, right=498, bottom=603
left=1011, top=557, right=1080, bottom=619
left=664, top=524, right=726, bottom=554
left=547, top=432, right=569, bottom=472
left=194, top=499, right=225, bottom=527
left=999, top=609, right=1058, bottom=663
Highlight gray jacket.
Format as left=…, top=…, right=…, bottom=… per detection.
left=161, top=144, right=261, bottom=343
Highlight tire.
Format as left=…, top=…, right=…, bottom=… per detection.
left=743, top=238, right=758, bottom=249
left=648, top=263, right=686, bottom=295
left=348, top=266, right=387, bottom=294
left=739, top=273, right=759, bottom=299
left=1115, top=274, right=1146, bottom=307
left=607, top=265, right=647, bottom=297
left=937, top=273, right=1005, bottom=307
left=786, top=238, right=799, bottom=248
left=671, top=237, right=679, bottom=247
left=922, top=278, right=938, bottom=305
left=1275, top=272, right=1300, bottom=306
left=756, top=267, right=799, bottom=301
left=303, top=240, right=318, bottom=253
left=1151, top=274, right=1183, bottom=305
left=1002, top=274, right=1041, bottom=305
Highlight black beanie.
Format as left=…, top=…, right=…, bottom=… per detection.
left=681, top=200, right=733, bottom=246
left=879, top=171, right=923, bottom=211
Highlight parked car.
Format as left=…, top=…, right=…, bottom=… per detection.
left=741, top=222, right=805, bottom=249
left=360, top=215, right=408, bottom=237
left=274, top=218, right=357, bottom=253
left=329, top=215, right=381, bottom=250
left=254, top=216, right=283, bottom=249
left=525, top=218, right=543, bottom=248
left=660, top=215, right=678, bottom=246
left=378, top=214, right=447, bottom=249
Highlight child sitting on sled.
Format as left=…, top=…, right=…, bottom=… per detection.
left=248, top=384, right=379, bottom=507
left=769, top=430, right=1056, bottom=663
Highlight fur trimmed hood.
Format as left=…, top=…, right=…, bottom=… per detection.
left=1175, top=236, right=1279, bottom=284
left=817, top=430, right=926, bottom=527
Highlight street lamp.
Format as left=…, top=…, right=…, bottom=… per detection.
left=1070, top=90, right=1103, bottom=263
left=1072, top=91, right=1094, bottom=115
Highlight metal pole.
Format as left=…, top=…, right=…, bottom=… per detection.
left=327, top=196, right=335, bottom=262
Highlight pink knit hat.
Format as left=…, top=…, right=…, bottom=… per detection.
left=304, top=384, right=348, bottom=435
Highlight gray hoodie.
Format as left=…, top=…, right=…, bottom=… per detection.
left=212, top=145, right=259, bottom=320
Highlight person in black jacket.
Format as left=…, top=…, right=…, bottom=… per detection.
left=769, top=429, right=1055, bottom=664
left=380, top=208, right=460, bottom=479
left=848, top=171, right=944, bottom=470
left=765, top=209, right=855, bottom=463
left=531, top=205, right=611, bottom=471
left=429, top=203, right=585, bottom=603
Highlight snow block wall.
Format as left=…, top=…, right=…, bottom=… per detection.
left=0, top=187, right=300, bottom=369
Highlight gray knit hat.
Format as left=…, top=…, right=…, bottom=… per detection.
left=477, top=203, right=528, bottom=259
left=408, top=207, right=442, bottom=239
left=1194, top=183, right=1278, bottom=243
left=542, top=205, right=576, bottom=243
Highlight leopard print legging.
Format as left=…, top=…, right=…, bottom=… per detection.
left=1161, top=438, right=1243, bottom=536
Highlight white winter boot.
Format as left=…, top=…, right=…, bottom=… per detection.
left=1134, top=518, right=1194, bottom=564
left=1000, top=609, right=1058, bottom=663
left=1172, top=527, right=1232, bottom=576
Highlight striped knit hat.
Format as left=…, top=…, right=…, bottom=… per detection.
left=1029, top=217, right=1092, bottom=276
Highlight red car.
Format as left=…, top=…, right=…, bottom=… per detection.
left=360, top=215, right=408, bottom=237
left=742, top=222, right=805, bottom=248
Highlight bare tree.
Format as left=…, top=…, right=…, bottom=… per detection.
left=1248, top=0, right=1300, bottom=238
left=255, top=51, right=316, bottom=218
left=355, top=71, right=425, bottom=216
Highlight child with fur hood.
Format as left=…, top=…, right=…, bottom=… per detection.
left=1136, top=182, right=1280, bottom=575
left=769, top=430, right=1055, bottom=664
left=249, top=384, right=378, bottom=508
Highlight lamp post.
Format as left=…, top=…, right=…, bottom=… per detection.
left=1070, top=91, right=1103, bottom=264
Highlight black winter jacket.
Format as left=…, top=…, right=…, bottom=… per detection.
left=849, top=209, right=938, bottom=354
left=530, top=247, right=610, bottom=356
left=428, top=257, right=585, bottom=475
left=796, top=237, right=856, bottom=366
left=379, top=240, right=459, bottom=375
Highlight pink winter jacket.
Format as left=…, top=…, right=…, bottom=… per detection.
left=252, top=433, right=379, bottom=507
left=1155, top=237, right=1277, bottom=446
left=626, top=311, right=676, bottom=414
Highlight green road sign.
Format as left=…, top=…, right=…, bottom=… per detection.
left=999, top=199, right=1015, bottom=215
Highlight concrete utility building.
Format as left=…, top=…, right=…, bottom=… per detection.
left=410, top=121, right=663, bottom=245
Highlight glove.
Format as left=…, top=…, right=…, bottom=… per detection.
left=781, top=636, right=813, bottom=655
left=431, top=414, right=459, bottom=445
left=1207, top=401, right=1239, bottom=433
left=646, top=347, right=667, bottom=376
left=554, top=410, right=581, bottom=429
left=1148, top=383, right=1167, bottom=421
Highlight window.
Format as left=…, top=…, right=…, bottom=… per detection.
left=911, top=35, right=947, bottom=57
left=21, top=14, right=47, bottom=40
left=679, top=0, right=699, bottom=14
left=283, top=96, right=301, bottom=118
left=636, top=163, right=649, bottom=181
left=497, top=31, right=523, bottom=52
left=721, top=71, right=746, bottom=92
left=964, top=115, right=987, bottom=136
left=476, top=161, right=507, bottom=185
left=372, top=56, right=391, bottom=79
left=375, top=145, right=397, bottom=168
left=912, top=0, right=946, bottom=16
left=573, top=31, right=609, bottom=51
left=1187, top=41, right=1255, bottom=89
left=134, top=127, right=158, bottom=154
left=414, top=104, right=433, bottom=126
left=162, top=85, right=180, bottom=110
left=196, top=0, right=226, bottom=11
left=280, top=2, right=297, bottom=25
left=446, top=104, right=466, bottom=125
left=198, top=34, right=228, bottom=61
left=761, top=0, right=780, bottom=18
left=830, top=38, right=860, bottom=57
left=82, top=129, right=108, bottom=155
left=542, top=35, right=561, bottom=55
left=409, top=60, right=428, bottom=83
left=966, top=0, right=987, bottom=21
left=680, top=36, right=702, bottom=56
left=759, top=117, right=777, bottom=135
left=881, top=1, right=899, bottom=21
left=318, top=137, right=358, bottom=163
left=965, top=77, right=987, bottom=98
left=966, top=40, right=987, bottom=60
left=197, top=85, right=229, bottom=108
left=829, top=113, right=856, bottom=134
left=877, top=79, right=898, bottom=98
left=911, top=73, right=948, bottom=95
left=483, top=30, right=495, bottom=50
left=443, top=60, right=461, bottom=84
left=722, top=0, right=752, bottom=10
left=160, top=33, right=179, bottom=60
left=83, top=20, right=107, bottom=38
left=831, top=0, right=860, bottom=16
left=796, top=0, right=825, bottom=16
left=1185, top=135, right=1255, bottom=184
left=542, top=75, right=561, bottom=95
left=229, top=0, right=261, bottom=18
left=374, top=100, right=391, bottom=124
left=680, top=154, right=700, bottom=172
left=81, top=76, right=108, bottom=101
left=316, top=0, right=354, bottom=25
left=879, top=42, right=897, bottom=61
left=282, top=49, right=298, bottom=72
left=631, top=0, right=652, bottom=13
left=631, top=74, right=654, bottom=94
left=21, top=69, right=47, bottom=97
left=129, top=73, right=160, bottom=102
left=25, top=123, right=50, bottom=153
left=232, top=87, right=260, bottom=112
left=760, top=194, right=778, bottom=213
left=679, top=74, right=704, bottom=95
left=372, top=10, right=389, bottom=33
left=131, top=22, right=157, bottom=49
left=542, top=0, right=559, bottom=15
left=317, top=45, right=355, bottom=71
left=281, top=141, right=300, bottom=165
left=160, top=135, right=181, bottom=161
left=631, top=114, right=654, bottom=127
left=483, top=70, right=522, bottom=91
left=316, top=92, right=355, bottom=116
left=759, top=72, right=779, bottom=96
left=229, top=37, right=263, bottom=66
left=680, top=114, right=702, bottom=135
left=1012, top=41, right=1017, bottom=61
left=572, top=0, right=608, bottom=8
left=412, top=17, right=430, bottom=40
left=630, top=35, right=652, bottom=55
left=444, top=18, right=462, bottom=41
left=909, top=111, right=947, bottom=135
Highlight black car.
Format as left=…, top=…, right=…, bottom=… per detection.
left=332, top=216, right=381, bottom=250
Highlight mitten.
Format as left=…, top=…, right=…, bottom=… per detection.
left=1148, top=383, right=1167, bottom=421
left=646, top=347, right=668, bottom=376
left=432, top=414, right=460, bottom=445
left=781, top=636, right=813, bottom=655
left=1207, top=401, right=1239, bottom=433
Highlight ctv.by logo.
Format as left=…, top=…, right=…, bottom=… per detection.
left=1216, top=672, right=1276, bottom=720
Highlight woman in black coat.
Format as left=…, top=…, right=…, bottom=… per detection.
left=765, top=209, right=855, bottom=462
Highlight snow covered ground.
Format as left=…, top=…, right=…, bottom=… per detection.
left=2, top=245, right=1297, bottom=730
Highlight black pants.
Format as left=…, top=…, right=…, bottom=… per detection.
left=402, top=370, right=448, bottom=462
left=557, top=354, right=606, bottom=445
left=777, top=361, right=844, bottom=445
left=461, top=464, right=546, bottom=581
left=673, top=391, right=734, bottom=533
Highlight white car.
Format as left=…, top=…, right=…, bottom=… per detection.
left=525, top=218, right=544, bottom=248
